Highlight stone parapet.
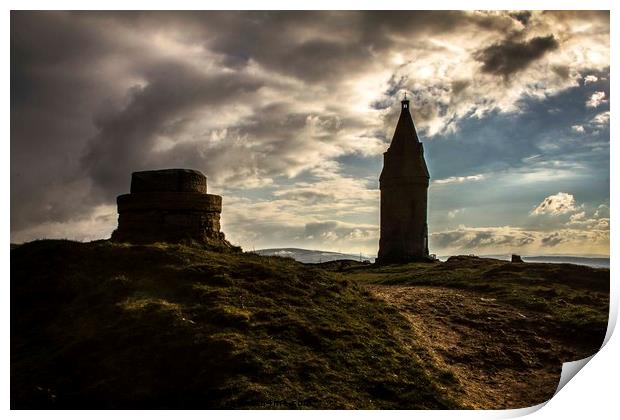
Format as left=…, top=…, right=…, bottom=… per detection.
left=117, top=192, right=222, bottom=213
left=130, top=169, right=207, bottom=193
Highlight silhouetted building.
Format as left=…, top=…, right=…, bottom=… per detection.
left=377, top=98, right=430, bottom=263
left=511, top=254, right=524, bottom=263
left=111, top=168, right=232, bottom=248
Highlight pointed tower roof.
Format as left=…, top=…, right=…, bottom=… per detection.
left=380, top=96, right=429, bottom=182
left=388, top=98, right=420, bottom=151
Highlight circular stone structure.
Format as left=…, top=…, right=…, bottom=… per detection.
left=111, top=169, right=230, bottom=246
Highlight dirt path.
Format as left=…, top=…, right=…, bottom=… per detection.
left=367, top=285, right=585, bottom=409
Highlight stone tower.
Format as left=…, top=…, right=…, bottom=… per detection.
left=111, top=168, right=232, bottom=248
left=377, top=98, right=430, bottom=264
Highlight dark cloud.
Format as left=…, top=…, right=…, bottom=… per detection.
left=203, top=11, right=519, bottom=84
left=304, top=221, right=340, bottom=238
left=431, top=229, right=535, bottom=251
left=81, top=63, right=264, bottom=199
left=552, top=65, right=571, bottom=79
left=475, top=35, right=559, bottom=78
left=204, top=12, right=365, bottom=81
left=451, top=80, right=470, bottom=96
left=11, top=12, right=123, bottom=230
left=509, top=11, right=532, bottom=26
left=541, top=232, right=565, bottom=247
left=429, top=230, right=465, bottom=248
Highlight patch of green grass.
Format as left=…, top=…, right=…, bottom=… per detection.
left=11, top=240, right=459, bottom=409
left=337, top=256, right=609, bottom=349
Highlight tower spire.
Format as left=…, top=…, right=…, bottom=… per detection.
left=377, top=98, right=431, bottom=263
left=389, top=92, right=420, bottom=149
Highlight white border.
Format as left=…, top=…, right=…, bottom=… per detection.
left=4, top=2, right=616, bottom=419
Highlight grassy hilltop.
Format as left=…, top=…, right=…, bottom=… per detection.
left=329, top=255, right=609, bottom=348
left=319, top=256, right=609, bottom=408
left=11, top=240, right=609, bottom=409
left=11, top=240, right=458, bottom=409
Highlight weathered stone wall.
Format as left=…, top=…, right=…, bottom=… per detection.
left=378, top=182, right=428, bottom=262
left=111, top=169, right=231, bottom=247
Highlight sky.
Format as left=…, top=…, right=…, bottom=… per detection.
left=10, top=10, right=610, bottom=256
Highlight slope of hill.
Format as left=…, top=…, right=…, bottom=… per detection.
left=337, top=256, right=609, bottom=346
left=330, top=255, right=610, bottom=408
left=11, top=240, right=457, bottom=409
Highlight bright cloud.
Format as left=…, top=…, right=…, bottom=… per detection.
left=448, top=209, right=464, bottom=219
left=433, top=174, right=485, bottom=185
left=586, top=91, right=607, bottom=108
left=571, top=125, right=585, bottom=133
left=569, top=211, right=586, bottom=223
left=591, top=111, right=610, bottom=125
left=584, top=75, right=598, bottom=84
left=531, top=192, right=577, bottom=215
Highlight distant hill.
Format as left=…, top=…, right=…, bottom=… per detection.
left=522, top=256, right=609, bottom=268
left=472, top=254, right=610, bottom=269
left=255, top=247, right=609, bottom=268
left=255, top=248, right=374, bottom=264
